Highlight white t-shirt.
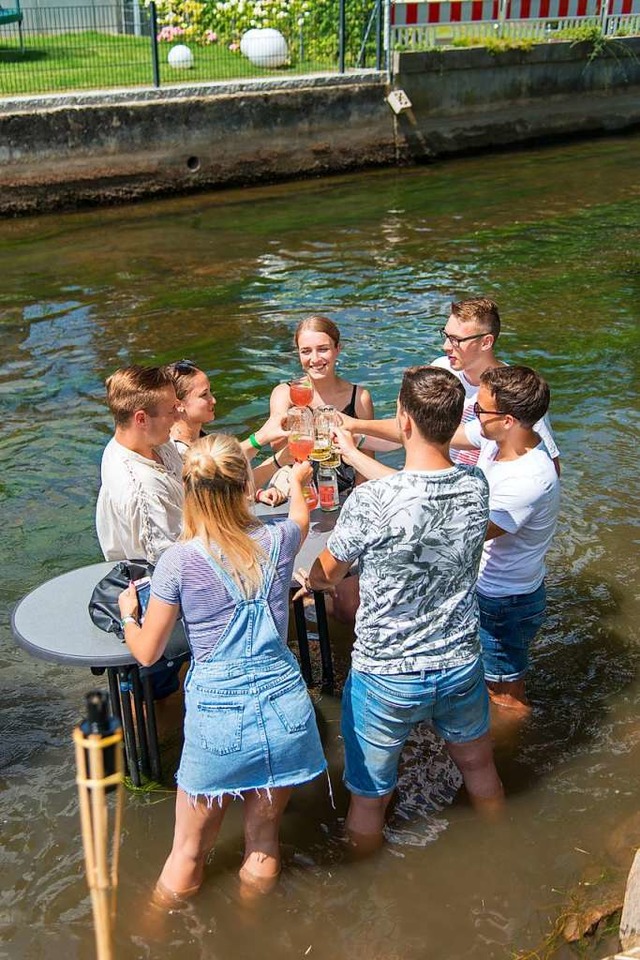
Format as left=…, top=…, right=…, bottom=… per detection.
left=96, top=438, right=184, bottom=564
left=431, top=355, right=559, bottom=466
left=464, top=421, right=560, bottom=597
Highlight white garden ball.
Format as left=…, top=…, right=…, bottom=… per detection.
left=240, top=28, right=288, bottom=68
left=168, top=44, right=194, bottom=69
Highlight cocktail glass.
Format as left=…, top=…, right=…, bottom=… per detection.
left=289, top=376, right=313, bottom=408
left=287, top=406, right=314, bottom=462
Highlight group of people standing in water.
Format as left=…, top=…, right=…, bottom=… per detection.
left=95, top=297, right=560, bottom=906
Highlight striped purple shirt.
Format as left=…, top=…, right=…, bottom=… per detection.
left=151, top=519, right=301, bottom=661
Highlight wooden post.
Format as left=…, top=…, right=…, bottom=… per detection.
left=74, top=692, right=124, bottom=960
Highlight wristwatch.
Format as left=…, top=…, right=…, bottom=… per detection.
left=120, top=615, right=139, bottom=628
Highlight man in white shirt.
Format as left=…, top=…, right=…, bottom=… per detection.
left=341, top=297, right=561, bottom=476
left=96, top=366, right=184, bottom=564
left=431, top=297, right=560, bottom=474
left=457, top=365, right=561, bottom=714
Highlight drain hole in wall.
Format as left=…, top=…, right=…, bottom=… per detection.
left=187, top=156, right=200, bottom=173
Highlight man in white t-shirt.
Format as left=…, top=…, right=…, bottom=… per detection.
left=456, top=365, right=561, bottom=714
left=96, top=366, right=184, bottom=565
left=431, top=296, right=560, bottom=474
left=96, top=365, right=187, bottom=699
left=341, top=297, right=561, bottom=476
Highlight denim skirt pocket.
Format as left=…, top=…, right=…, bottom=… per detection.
left=268, top=680, right=313, bottom=734
left=196, top=701, right=244, bottom=755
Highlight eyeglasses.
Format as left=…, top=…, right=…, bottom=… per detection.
left=473, top=402, right=506, bottom=417
left=439, top=328, right=488, bottom=348
left=170, top=359, right=197, bottom=373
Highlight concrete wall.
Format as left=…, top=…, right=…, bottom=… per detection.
left=0, top=74, right=395, bottom=214
left=1, top=38, right=640, bottom=215
left=393, top=38, right=640, bottom=157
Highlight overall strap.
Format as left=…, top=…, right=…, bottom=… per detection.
left=259, top=525, right=282, bottom=598
left=191, top=538, right=245, bottom=603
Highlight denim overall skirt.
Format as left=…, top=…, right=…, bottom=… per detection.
left=177, top=532, right=326, bottom=801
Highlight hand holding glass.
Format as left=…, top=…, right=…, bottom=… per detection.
left=287, top=406, right=314, bottom=462
left=310, top=406, right=336, bottom=462
left=289, top=376, right=313, bottom=408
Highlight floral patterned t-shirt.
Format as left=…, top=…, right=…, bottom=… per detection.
left=327, top=467, right=489, bottom=674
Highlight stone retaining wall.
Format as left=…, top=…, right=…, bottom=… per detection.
left=1, top=39, right=640, bottom=215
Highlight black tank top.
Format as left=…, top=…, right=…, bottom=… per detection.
left=311, top=384, right=359, bottom=493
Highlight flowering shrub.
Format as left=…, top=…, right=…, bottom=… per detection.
left=157, top=24, right=186, bottom=41
left=151, top=0, right=376, bottom=62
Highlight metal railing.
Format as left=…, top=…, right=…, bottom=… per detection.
left=0, top=0, right=386, bottom=98
left=390, top=0, right=640, bottom=48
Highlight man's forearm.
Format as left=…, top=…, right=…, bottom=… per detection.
left=352, top=417, right=402, bottom=444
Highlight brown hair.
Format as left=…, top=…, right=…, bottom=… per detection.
left=294, top=315, right=341, bottom=349
left=105, top=365, right=174, bottom=427
left=166, top=360, right=202, bottom=402
left=450, top=297, right=501, bottom=341
left=182, top=434, right=267, bottom=596
left=398, top=366, right=465, bottom=444
left=480, top=365, right=550, bottom=428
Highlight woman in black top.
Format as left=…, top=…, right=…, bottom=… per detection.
left=270, top=316, right=375, bottom=492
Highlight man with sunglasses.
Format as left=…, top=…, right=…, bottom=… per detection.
left=451, top=364, right=560, bottom=714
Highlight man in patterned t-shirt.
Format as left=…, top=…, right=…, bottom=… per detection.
left=309, top=366, right=504, bottom=852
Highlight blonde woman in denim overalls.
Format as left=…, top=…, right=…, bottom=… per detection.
left=118, top=435, right=326, bottom=902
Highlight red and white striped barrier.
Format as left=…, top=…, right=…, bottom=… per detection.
left=390, top=0, right=637, bottom=24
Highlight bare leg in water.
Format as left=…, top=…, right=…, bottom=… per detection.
left=155, top=788, right=231, bottom=901
left=344, top=791, right=395, bottom=857
left=239, top=787, right=292, bottom=897
left=446, top=732, right=505, bottom=819
left=486, top=679, right=532, bottom=717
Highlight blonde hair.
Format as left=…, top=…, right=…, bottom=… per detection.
left=294, top=315, right=341, bottom=348
left=105, top=365, right=174, bottom=427
left=182, top=434, right=267, bottom=596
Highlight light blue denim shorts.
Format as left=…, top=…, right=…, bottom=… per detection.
left=341, top=659, right=489, bottom=798
left=478, top=582, right=546, bottom=683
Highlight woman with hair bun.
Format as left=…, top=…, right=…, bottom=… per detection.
left=118, top=434, right=326, bottom=901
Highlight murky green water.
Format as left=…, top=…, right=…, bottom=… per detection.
left=1, top=133, right=639, bottom=960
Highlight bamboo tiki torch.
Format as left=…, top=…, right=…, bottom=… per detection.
left=73, top=690, right=124, bottom=960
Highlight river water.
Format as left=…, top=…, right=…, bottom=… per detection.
left=1, top=133, right=639, bottom=960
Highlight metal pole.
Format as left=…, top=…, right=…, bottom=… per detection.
left=313, top=592, right=334, bottom=695
left=292, top=596, right=313, bottom=686
left=338, top=0, right=346, bottom=72
left=149, top=0, right=160, bottom=88
left=384, top=0, right=392, bottom=80
left=376, top=0, right=384, bottom=70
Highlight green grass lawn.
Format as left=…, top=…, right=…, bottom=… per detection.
left=0, top=30, right=337, bottom=97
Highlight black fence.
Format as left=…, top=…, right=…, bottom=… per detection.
left=0, top=0, right=385, bottom=98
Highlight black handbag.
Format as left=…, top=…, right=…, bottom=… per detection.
left=89, top=559, right=154, bottom=640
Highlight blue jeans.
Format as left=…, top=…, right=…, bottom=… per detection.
left=341, top=660, right=489, bottom=798
left=478, top=582, right=546, bottom=683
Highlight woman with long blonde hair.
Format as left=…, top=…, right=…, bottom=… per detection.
left=118, top=434, right=326, bottom=900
